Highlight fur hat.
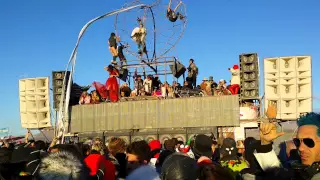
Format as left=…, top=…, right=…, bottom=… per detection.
left=39, top=151, right=89, bottom=180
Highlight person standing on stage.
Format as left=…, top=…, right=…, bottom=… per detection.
left=104, top=65, right=119, bottom=102
left=187, top=59, right=198, bottom=89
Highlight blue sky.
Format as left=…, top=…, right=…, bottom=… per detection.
left=0, top=0, right=319, bottom=135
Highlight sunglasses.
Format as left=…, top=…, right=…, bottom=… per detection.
left=293, top=138, right=316, bottom=148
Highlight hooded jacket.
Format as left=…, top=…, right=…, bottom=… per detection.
left=85, top=153, right=116, bottom=180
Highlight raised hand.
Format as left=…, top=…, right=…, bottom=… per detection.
left=260, top=122, right=285, bottom=145
left=266, top=101, right=277, bottom=119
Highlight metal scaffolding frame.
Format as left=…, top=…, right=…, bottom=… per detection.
left=118, top=56, right=182, bottom=88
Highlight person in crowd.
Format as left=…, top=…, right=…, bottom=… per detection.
left=211, top=140, right=220, bottom=163
left=220, top=138, right=248, bottom=179
left=120, top=83, right=131, bottom=98
left=191, top=134, right=213, bottom=160
left=91, top=90, right=101, bottom=104
left=254, top=112, right=320, bottom=180
left=152, top=75, right=162, bottom=90
left=126, top=140, right=151, bottom=176
left=200, top=77, right=208, bottom=91
left=198, top=163, right=235, bottom=180
left=181, top=81, right=192, bottom=90
left=39, top=150, right=104, bottom=180
left=167, top=0, right=185, bottom=22
left=187, top=59, right=198, bottom=89
left=161, top=83, right=168, bottom=98
left=131, top=18, right=147, bottom=55
left=149, top=140, right=161, bottom=168
left=237, top=140, right=245, bottom=155
left=92, top=81, right=108, bottom=101
left=85, top=144, right=116, bottom=180
left=108, top=32, right=119, bottom=65
left=209, top=76, right=218, bottom=89
left=107, top=137, right=127, bottom=179
left=152, top=87, right=162, bottom=97
left=79, top=91, right=91, bottom=104
left=104, top=65, right=119, bottom=102
left=126, top=165, right=159, bottom=180
left=160, top=153, right=198, bottom=180
left=228, top=64, right=240, bottom=95
left=278, top=140, right=300, bottom=169
left=143, top=75, right=153, bottom=95
left=134, top=75, right=143, bottom=96
left=167, top=86, right=175, bottom=98
left=156, top=139, right=175, bottom=173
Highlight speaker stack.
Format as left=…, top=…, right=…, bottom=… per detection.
left=239, top=53, right=260, bottom=100
left=19, top=77, right=51, bottom=129
left=264, top=56, right=312, bottom=120
left=52, top=71, right=71, bottom=110
left=169, top=60, right=186, bottom=79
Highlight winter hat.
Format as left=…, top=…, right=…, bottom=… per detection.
left=149, top=140, right=161, bottom=151
left=192, top=134, right=213, bottom=159
left=39, top=151, right=90, bottom=180
left=233, top=65, right=239, bottom=70
left=220, top=138, right=238, bottom=161
left=127, top=165, right=160, bottom=180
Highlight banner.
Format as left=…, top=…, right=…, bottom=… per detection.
left=0, top=128, right=9, bottom=133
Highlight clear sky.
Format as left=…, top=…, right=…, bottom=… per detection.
left=0, top=0, right=319, bottom=135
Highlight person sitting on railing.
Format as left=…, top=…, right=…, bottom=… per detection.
left=104, top=65, right=119, bottom=102
left=120, top=83, right=131, bottom=97
left=134, top=75, right=143, bottom=96
left=91, top=90, right=101, bottom=104
left=79, top=91, right=91, bottom=105
left=143, top=75, right=153, bottom=95
left=215, top=79, right=231, bottom=96
left=181, top=81, right=192, bottom=90
left=152, top=87, right=162, bottom=97
left=167, top=86, right=175, bottom=98
left=152, top=75, right=162, bottom=91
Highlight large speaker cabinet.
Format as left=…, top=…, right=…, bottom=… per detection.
left=239, top=53, right=260, bottom=100
left=52, top=71, right=71, bottom=110
left=19, top=77, right=51, bottom=129
left=264, top=56, right=312, bottom=120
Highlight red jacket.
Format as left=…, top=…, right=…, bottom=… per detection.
left=85, top=154, right=116, bottom=180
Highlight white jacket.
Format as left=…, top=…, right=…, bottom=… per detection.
left=229, top=68, right=240, bottom=85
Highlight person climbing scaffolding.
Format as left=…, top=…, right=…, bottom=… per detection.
left=167, top=0, right=184, bottom=22
left=108, top=32, right=120, bottom=65
left=131, top=18, right=147, bottom=56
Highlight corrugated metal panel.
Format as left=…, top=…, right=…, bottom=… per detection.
left=70, top=95, right=240, bottom=133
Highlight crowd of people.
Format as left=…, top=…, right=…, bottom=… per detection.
left=78, top=59, right=241, bottom=105
left=1, top=110, right=320, bottom=180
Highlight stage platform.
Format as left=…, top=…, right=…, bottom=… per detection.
left=70, top=95, right=240, bottom=133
